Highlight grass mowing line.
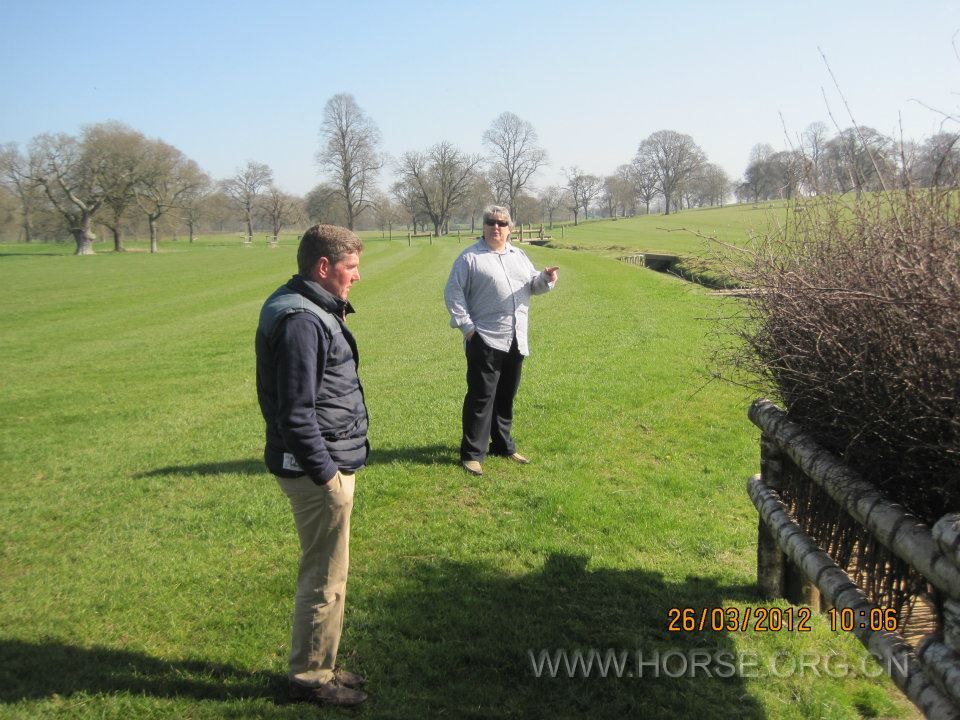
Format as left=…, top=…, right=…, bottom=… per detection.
left=0, top=239, right=919, bottom=719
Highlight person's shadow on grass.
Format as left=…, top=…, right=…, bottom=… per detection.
left=349, top=552, right=768, bottom=719
left=0, top=638, right=291, bottom=715
left=133, top=444, right=459, bottom=480
left=1, top=554, right=767, bottom=719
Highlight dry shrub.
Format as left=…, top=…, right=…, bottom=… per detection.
left=723, top=190, right=960, bottom=623
left=732, top=189, right=960, bottom=525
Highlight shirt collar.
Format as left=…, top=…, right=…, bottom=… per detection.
left=478, top=238, right=515, bottom=254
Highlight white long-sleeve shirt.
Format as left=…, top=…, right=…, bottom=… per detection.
left=443, top=239, right=555, bottom=356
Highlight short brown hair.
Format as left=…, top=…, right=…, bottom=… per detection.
left=297, top=224, right=363, bottom=276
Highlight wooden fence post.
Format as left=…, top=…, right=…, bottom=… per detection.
left=934, top=514, right=960, bottom=654
left=757, top=433, right=821, bottom=607
left=757, top=435, right=787, bottom=598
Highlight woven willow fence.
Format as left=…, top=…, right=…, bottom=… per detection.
left=748, top=398, right=960, bottom=719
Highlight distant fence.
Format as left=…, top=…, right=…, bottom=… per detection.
left=401, top=224, right=555, bottom=246
left=748, top=398, right=960, bottom=719
left=512, top=224, right=553, bottom=243
left=617, top=253, right=678, bottom=271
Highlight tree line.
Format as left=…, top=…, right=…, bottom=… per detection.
left=2, top=93, right=958, bottom=254
left=736, top=122, right=960, bottom=203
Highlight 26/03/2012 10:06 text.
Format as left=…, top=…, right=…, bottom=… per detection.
left=667, top=606, right=899, bottom=633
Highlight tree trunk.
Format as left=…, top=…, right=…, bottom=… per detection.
left=73, top=220, right=94, bottom=255
left=149, top=215, right=159, bottom=253
left=572, top=209, right=579, bottom=226
left=188, top=220, right=195, bottom=243
left=112, top=226, right=124, bottom=252
left=245, top=212, right=253, bottom=241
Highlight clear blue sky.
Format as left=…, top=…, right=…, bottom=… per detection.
left=2, top=0, right=957, bottom=194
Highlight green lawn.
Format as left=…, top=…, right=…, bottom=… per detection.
left=541, top=202, right=794, bottom=257
left=0, top=235, right=917, bottom=718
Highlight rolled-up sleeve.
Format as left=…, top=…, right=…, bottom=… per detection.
left=531, top=269, right=555, bottom=295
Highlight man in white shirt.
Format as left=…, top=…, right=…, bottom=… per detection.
left=443, top=205, right=559, bottom=476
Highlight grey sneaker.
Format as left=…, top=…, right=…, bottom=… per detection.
left=462, top=460, right=483, bottom=476
left=289, top=680, right=368, bottom=707
left=507, top=452, right=529, bottom=464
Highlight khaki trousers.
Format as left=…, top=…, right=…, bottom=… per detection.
left=277, top=471, right=355, bottom=685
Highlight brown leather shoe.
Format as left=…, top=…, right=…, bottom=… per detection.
left=334, top=667, right=367, bottom=688
left=289, top=680, right=368, bottom=707
left=507, top=452, right=529, bottom=464
left=462, top=460, right=483, bottom=476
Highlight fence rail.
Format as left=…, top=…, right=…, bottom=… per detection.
left=749, top=398, right=960, bottom=719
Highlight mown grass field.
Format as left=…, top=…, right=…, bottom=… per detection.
left=0, top=231, right=917, bottom=719
left=540, top=201, right=793, bottom=257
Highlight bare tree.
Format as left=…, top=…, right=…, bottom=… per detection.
left=913, top=132, right=960, bottom=187
left=769, top=151, right=805, bottom=200
left=178, top=178, right=213, bottom=243
left=369, top=190, right=402, bottom=236
left=703, top=163, right=731, bottom=206
left=260, top=186, right=303, bottom=241
left=464, top=174, right=494, bottom=233
left=0, top=184, right=19, bottom=240
left=634, top=130, right=706, bottom=215
left=822, top=126, right=896, bottom=197
left=0, top=143, right=43, bottom=243
left=630, top=157, right=658, bottom=215
left=199, top=191, right=236, bottom=234
left=27, top=122, right=146, bottom=255
left=390, top=178, right=423, bottom=231
left=487, top=167, right=510, bottom=207
left=94, top=126, right=151, bottom=252
left=304, top=183, right=343, bottom=225
left=396, top=141, right=482, bottom=236
left=316, top=93, right=383, bottom=230
left=136, top=139, right=207, bottom=253
left=539, top=185, right=564, bottom=229
left=801, top=121, right=830, bottom=193
left=564, top=166, right=602, bottom=224
left=513, top=192, right=541, bottom=225
left=612, top=164, right=638, bottom=216
left=600, top=176, right=617, bottom=218
left=482, top=112, right=548, bottom=222
left=741, top=145, right=776, bottom=203
left=222, top=160, right=273, bottom=240
left=563, top=168, right=584, bottom=225
left=684, top=163, right=730, bottom=207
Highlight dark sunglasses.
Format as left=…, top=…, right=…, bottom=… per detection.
left=484, top=219, right=509, bottom=227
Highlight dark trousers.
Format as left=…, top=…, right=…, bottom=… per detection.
left=461, top=333, right=524, bottom=462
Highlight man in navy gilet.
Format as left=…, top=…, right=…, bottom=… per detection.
left=255, top=224, right=369, bottom=707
